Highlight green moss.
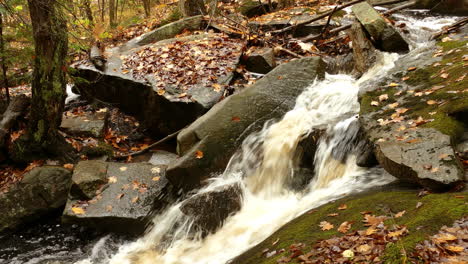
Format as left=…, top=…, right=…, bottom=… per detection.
left=437, top=40, right=468, bottom=51
left=81, top=141, right=114, bottom=158
left=233, top=190, right=467, bottom=264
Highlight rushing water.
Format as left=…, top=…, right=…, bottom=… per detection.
left=1, top=11, right=459, bottom=264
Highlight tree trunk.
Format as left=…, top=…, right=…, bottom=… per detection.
left=82, top=0, right=94, bottom=25
left=0, top=13, right=9, bottom=103
left=142, top=0, right=151, bottom=18
left=109, top=0, right=116, bottom=27
left=26, top=0, right=68, bottom=149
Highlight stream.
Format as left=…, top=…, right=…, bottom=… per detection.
left=0, top=10, right=459, bottom=264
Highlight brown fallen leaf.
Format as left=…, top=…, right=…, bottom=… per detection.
left=395, top=210, right=406, bottom=218
left=131, top=196, right=139, bottom=203
left=232, top=116, right=241, bottom=122
left=433, top=233, right=457, bottom=243
left=319, top=221, right=334, bottom=231
left=338, top=204, right=347, bottom=210
left=328, top=213, right=339, bottom=217
left=71, top=207, right=85, bottom=215
left=363, top=214, right=387, bottom=226
left=416, top=202, right=423, bottom=209
left=371, top=101, right=379, bottom=106
left=195, top=150, right=204, bottom=159
left=445, top=245, right=464, bottom=252
left=440, top=73, right=449, bottom=79
left=426, top=100, right=437, bottom=105
left=407, top=67, right=417, bottom=71
left=338, top=221, right=352, bottom=234
left=108, top=176, right=118, bottom=183
left=379, top=94, right=389, bottom=102
left=357, top=244, right=372, bottom=254
left=106, top=205, right=113, bottom=212
left=116, top=193, right=124, bottom=199
left=387, top=83, right=399, bottom=87
left=63, top=163, right=74, bottom=170
left=152, top=176, right=161, bottom=181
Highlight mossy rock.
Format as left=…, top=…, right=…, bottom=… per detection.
left=232, top=189, right=467, bottom=264
left=81, top=142, right=114, bottom=158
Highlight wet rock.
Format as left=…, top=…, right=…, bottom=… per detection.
left=166, top=57, right=326, bottom=191
left=62, top=162, right=170, bottom=235
left=369, top=127, right=464, bottom=191
left=244, top=47, right=276, bottom=74
left=455, top=132, right=468, bottom=160
left=415, top=0, right=468, bottom=15
left=325, top=53, right=355, bottom=75
left=347, top=22, right=377, bottom=77
left=352, top=2, right=409, bottom=53
left=179, top=0, right=206, bottom=17
left=60, top=111, right=108, bottom=138
left=180, top=184, right=242, bottom=236
left=119, top=16, right=204, bottom=52
left=73, top=33, right=243, bottom=137
left=69, top=160, right=108, bottom=200
left=0, top=166, right=71, bottom=233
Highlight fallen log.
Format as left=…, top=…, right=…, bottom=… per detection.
left=0, top=95, right=30, bottom=149
left=300, top=1, right=415, bottom=42
left=431, top=17, right=468, bottom=40
left=270, top=0, right=410, bottom=34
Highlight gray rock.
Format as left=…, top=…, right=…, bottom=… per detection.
left=179, top=0, right=206, bottom=17
left=456, top=132, right=468, bottom=160
left=119, top=16, right=204, bottom=52
left=239, top=0, right=274, bottom=18
left=69, top=160, right=108, bottom=200
left=180, top=183, right=242, bottom=236
left=352, top=2, right=409, bottom=53
left=347, top=22, right=377, bottom=77
left=0, top=166, right=71, bottom=233
left=415, top=0, right=468, bottom=15
left=60, top=111, right=108, bottom=138
left=166, top=57, right=326, bottom=191
left=149, top=150, right=178, bottom=166
left=62, top=162, right=170, bottom=235
left=73, top=33, right=243, bottom=136
left=244, top=47, right=276, bottom=74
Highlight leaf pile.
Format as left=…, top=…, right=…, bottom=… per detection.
left=412, top=217, right=467, bottom=263
left=272, top=213, right=409, bottom=264
left=121, top=34, right=244, bottom=93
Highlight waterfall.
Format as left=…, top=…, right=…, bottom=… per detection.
left=74, top=12, right=458, bottom=264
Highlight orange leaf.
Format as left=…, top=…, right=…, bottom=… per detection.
left=319, top=221, right=334, bottom=231
left=195, top=150, right=204, bottom=159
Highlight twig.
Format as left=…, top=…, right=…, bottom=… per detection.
left=431, top=17, right=468, bottom=40
left=114, top=128, right=183, bottom=159
left=275, top=46, right=304, bottom=58
left=321, top=5, right=339, bottom=35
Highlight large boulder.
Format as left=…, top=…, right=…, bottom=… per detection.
left=415, top=0, right=468, bottom=15
left=0, top=166, right=72, bottom=233
left=166, top=57, right=326, bottom=191
left=243, top=47, right=276, bottom=74
left=73, top=33, right=244, bottom=136
left=69, top=160, right=108, bottom=200
left=180, top=183, right=242, bottom=236
left=373, top=128, right=464, bottom=190
left=118, top=16, right=204, bottom=52
left=347, top=22, right=377, bottom=77
left=62, top=161, right=171, bottom=235
left=352, top=2, right=409, bottom=53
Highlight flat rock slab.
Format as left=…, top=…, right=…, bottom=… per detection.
left=0, top=166, right=71, bottom=233
left=149, top=150, right=178, bottom=166
left=73, top=33, right=244, bottom=136
left=352, top=2, right=409, bottom=52
left=62, top=162, right=169, bottom=235
left=60, top=111, right=108, bottom=138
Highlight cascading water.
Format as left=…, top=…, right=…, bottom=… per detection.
left=3, top=11, right=458, bottom=264
left=72, top=11, right=460, bottom=264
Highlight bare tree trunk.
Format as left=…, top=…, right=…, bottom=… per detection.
left=109, top=0, right=116, bottom=27
left=142, top=0, right=151, bottom=18
left=82, top=0, right=94, bottom=25
left=0, top=13, right=9, bottom=103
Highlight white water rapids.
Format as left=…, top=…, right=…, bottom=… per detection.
left=74, top=12, right=458, bottom=264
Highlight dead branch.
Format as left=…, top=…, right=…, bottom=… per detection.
left=431, top=17, right=468, bottom=40
left=300, top=1, right=415, bottom=42
left=0, top=95, right=30, bottom=148
left=275, top=46, right=304, bottom=58
left=114, top=128, right=182, bottom=159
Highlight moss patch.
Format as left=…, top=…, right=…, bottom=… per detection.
left=232, top=189, right=467, bottom=264
left=360, top=39, right=468, bottom=142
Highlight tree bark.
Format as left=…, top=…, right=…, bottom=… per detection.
left=81, top=0, right=94, bottom=25
left=27, top=0, right=68, bottom=148
left=142, top=0, right=151, bottom=18
left=0, top=12, right=9, bottom=103
left=109, top=0, right=117, bottom=27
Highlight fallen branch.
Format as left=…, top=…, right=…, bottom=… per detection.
left=431, top=17, right=468, bottom=40
left=114, top=128, right=183, bottom=159
left=275, top=46, right=304, bottom=58
left=0, top=95, right=30, bottom=148
left=270, top=0, right=366, bottom=34
left=301, top=1, right=415, bottom=42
